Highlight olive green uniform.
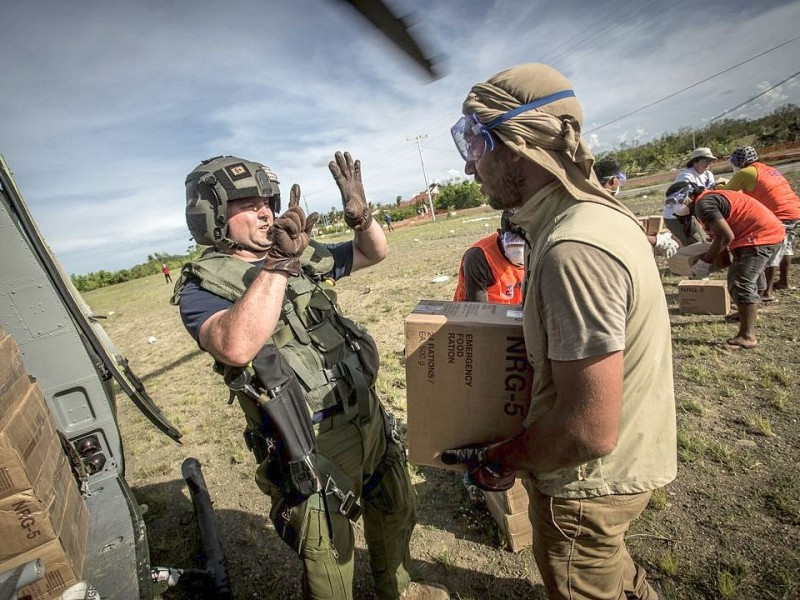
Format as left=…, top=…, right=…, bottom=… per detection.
left=173, top=242, right=416, bottom=600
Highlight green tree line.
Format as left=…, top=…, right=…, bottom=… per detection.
left=71, top=249, right=201, bottom=292
left=601, top=103, right=800, bottom=176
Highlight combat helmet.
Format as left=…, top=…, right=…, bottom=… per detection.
left=185, top=156, right=281, bottom=248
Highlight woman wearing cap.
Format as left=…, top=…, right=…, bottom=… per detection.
left=719, top=146, right=800, bottom=295
left=663, top=148, right=718, bottom=245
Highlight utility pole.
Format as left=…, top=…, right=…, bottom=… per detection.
left=407, top=134, right=436, bottom=222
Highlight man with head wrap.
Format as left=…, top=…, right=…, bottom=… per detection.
left=442, top=64, right=676, bottom=600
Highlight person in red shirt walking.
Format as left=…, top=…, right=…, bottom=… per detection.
left=669, top=182, right=784, bottom=348
left=161, top=263, right=172, bottom=284
left=453, top=209, right=525, bottom=303
left=720, top=146, right=800, bottom=295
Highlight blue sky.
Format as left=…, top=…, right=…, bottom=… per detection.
left=1, top=0, right=798, bottom=275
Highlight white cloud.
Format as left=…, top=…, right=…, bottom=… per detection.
left=2, top=0, right=799, bottom=274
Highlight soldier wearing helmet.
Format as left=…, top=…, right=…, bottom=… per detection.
left=718, top=146, right=800, bottom=295
left=442, top=64, right=676, bottom=600
left=172, top=153, right=448, bottom=600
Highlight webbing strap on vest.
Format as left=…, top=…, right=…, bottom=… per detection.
left=338, top=351, right=371, bottom=425
left=362, top=410, right=404, bottom=496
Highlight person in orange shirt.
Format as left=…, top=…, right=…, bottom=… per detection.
left=453, top=209, right=525, bottom=303
left=670, top=182, right=784, bottom=348
left=720, top=146, right=800, bottom=295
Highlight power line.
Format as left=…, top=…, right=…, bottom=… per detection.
left=586, top=33, right=800, bottom=134
left=709, top=69, right=800, bottom=123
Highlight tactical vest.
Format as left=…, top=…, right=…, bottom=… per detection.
left=172, top=242, right=379, bottom=426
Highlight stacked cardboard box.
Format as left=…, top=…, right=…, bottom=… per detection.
left=483, top=479, right=532, bottom=552
left=0, top=328, right=89, bottom=599
left=404, top=301, right=533, bottom=470
left=678, top=280, right=731, bottom=315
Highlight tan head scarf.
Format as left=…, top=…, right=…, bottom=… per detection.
left=463, top=63, right=634, bottom=218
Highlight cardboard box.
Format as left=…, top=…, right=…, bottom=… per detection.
left=678, top=280, right=731, bottom=315
left=668, top=242, right=712, bottom=276
left=0, top=378, right=61, bottom=501
left=0, top=332, right=89, bottom=582
left=484, top=490, right=532, bottom=553
left=645, top=215, right=665, bottom=236
left=0, top=540, right=80, bottom=600
left=483, top=478, right=529, bottom=515
left=404, top=301, right=533, bottom=470
left=0, top=330, right=27, bottom=413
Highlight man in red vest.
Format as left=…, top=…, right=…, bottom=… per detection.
left=720, top=146, right=800, bottom=296
left=453, top=209, right=525, bottom=303
left=670, top=182, right=784, bottom=348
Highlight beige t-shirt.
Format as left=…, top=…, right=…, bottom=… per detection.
left=539, top=242, right=630, bottom=361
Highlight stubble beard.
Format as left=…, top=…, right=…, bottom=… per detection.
left=486, top=161, right=526, bottom=210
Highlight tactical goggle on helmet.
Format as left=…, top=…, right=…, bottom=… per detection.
left=185, top=155, right=281, bottom=247
left=450, top=89, right=576, bottom=162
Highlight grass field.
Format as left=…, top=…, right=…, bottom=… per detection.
left=84, top=173, right=800, bottom=599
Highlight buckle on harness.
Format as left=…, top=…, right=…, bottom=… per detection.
left=324, top=476, right=362, bottom=521
left=344, top=331, right=361, bottom=352
left=323, top=363, right=346, bottom=383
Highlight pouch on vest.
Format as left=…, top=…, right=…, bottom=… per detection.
left=251, top=345, right=321, bottom=499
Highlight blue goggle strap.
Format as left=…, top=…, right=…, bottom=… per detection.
left=484, top=89, right=576, bottom=130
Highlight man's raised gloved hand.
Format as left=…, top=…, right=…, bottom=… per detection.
left=263, top=183, right=319, bottom=277
left=440, top=444, right=515, bottom=492
left=689, top=258, right=713, bottom=280
left=329, top=151, right=373, bottom=231
left=654, top=232, right=679, bottom=258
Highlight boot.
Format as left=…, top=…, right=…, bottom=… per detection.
left=401, top=582, right=450, bottom=599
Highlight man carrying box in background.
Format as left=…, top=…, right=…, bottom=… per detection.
left=719, top=146, right=800, bottom=296
left=670, top=181, right=784, bottom=349
left=453, top=209, right=525, bottom=304
left=594, top=157, right=679, bottom=259
left=443, top=63, right=677, bottom=600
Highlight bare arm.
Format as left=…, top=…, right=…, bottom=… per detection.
left=489, top=350, right=624, bottom=473
left=351, top=217, right=389, bottom=272
left=700, top=218, right=733, bottom=263
left=199, top=269, right=288, bottom=366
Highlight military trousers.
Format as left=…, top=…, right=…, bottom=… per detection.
left=527, top=483, right=657, bottom=600
left=256, top=389, right=416, bottom=600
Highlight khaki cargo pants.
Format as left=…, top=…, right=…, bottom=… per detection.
left=527, top=484, right=657, bottom=600
left=256, top=390, right=416, bottom=600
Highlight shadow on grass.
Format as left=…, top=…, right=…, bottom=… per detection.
left=135, top=475, right=544, bottom=599
left=140, top=348, right=205, bottom=384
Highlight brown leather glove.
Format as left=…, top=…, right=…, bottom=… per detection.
left=263, top=183, right=319, bottom=277
left=329, top=151, right=373, bottom=231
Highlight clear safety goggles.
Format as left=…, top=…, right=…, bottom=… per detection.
left=450, top=89, right=576, bottom=162
left=665, top=187, right=693, bottom=216
left=450, top=113, right=494, bottom=162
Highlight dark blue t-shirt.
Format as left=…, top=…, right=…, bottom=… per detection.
left=179, top=242, right=354, bottom=343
